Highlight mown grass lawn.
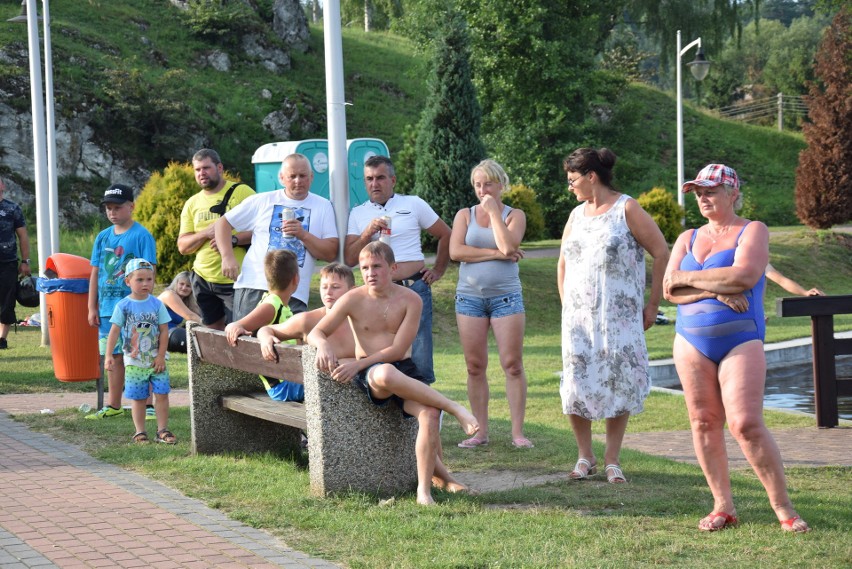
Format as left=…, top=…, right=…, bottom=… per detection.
left=3, top=230, right=851, bottom=567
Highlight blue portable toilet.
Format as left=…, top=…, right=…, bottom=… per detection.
left=252, top=139, right=330, bottom=195
left=347, top=138, right=390, bottom=208
left=252, top=138, right=389, bottom=210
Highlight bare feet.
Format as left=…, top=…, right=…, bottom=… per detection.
left=416, top=490, right=436, bottom=506
left=432, top=475, right=470, bottom=494
left=451, top=404, right=480, bottom=436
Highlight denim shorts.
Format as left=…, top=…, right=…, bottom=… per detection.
left=455, top=290, right=524, bottom=319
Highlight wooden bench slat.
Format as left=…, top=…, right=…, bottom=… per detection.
left=220, top=393, right=307, bottom=430
left=194, top=328, right=304, bottom=382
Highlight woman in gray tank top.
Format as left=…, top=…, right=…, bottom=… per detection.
left=450, top=159, right=532, bottom=449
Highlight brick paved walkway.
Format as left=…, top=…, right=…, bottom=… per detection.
left=0, top=393, right=337, bottom=569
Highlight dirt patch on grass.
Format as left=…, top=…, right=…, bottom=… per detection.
left=454, top=469, right=566, bottom=494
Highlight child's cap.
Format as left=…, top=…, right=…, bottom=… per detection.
left=102, top=183, right=135, bottom=205
left=125, top=258, right=154, bottom=275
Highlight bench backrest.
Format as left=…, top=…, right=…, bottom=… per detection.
left=191, top=327, right=304, bottom=382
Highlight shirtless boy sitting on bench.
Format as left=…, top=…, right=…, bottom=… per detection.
left=308, top=241, right=479, bottom=505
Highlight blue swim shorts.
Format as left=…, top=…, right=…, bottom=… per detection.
left=123, top=365, right=170, bottom=401
left=98, top=318, right=122, bottom=356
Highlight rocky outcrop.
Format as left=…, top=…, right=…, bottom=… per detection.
left=0, top=102, right=151, bottom=226
left=241, top=34, right=290, bottom=73
left=273, top=0, right=310, bottom=54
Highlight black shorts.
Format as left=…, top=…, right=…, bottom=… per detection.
left=352, top=358, right=428, bottom=418
left=190, top=271, right=234, bottom=326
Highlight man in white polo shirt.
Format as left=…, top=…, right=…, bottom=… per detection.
left=215, top=153, right=339, bottom=318
left=344, top=155, right=450, bottom=383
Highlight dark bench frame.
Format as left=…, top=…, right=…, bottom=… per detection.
left=777, top=294, right=852, bottom=428
left=187, top=323, right=419, bottom=497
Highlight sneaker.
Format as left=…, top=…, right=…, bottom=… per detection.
left=84, top=406, right=124, bottom=420
left=0, top=338, right=7, bottom=349
left=145, top=406, right=156, bottom=420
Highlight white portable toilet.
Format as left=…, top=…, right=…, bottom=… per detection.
left=252, top=139, right=330, bottom=195
left=252, top=138, right=389, bottom=210
left=347, top=138, right=390, bottom=208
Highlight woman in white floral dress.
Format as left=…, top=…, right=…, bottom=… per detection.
left=557, top=148, right=669, bottom=483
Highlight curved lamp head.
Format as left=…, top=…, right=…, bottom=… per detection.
left=7, top=1, right=41, bottom=24
left=687, top=47, right=711, bottom=81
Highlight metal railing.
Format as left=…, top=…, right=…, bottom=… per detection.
left=716, top=93, right=808, bottom=131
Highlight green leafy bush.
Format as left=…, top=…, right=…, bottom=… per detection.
left=183, top=0, right=262, bottom=43
left=134, top=162, right=242, bottom=282
left=502, top=184, right=545, bottom=242
left=637, top=187, right=683, bottom=244
left=536, top=184, right=578, bottom=238
left=98, top=67, right=198, bottom=165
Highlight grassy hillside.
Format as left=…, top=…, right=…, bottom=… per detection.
left=598, top=83, right=806, bottom=226
left=0, top=1, right=807, bottom=230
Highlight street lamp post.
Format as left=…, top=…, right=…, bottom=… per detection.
left=676, top=30, right=711, bottom=216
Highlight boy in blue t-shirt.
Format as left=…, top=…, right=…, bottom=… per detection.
left=225, top=249, right=302, bottom=400
left=104, top=258, right=175, bottom=444
left=86, top=184, right=157, bottom=420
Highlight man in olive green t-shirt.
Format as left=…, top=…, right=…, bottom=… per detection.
left=178, top=148, right=255, bottom=330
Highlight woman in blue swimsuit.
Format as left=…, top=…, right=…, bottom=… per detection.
left=664, top=164, right=809, bottom=533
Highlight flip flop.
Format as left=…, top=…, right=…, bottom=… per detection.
left=511, top=437, right=534, bottom=448
left=780, top=515, right=810, bottom=533
left=699, top=511, right=738, bottom=532
left=457, top=437, right=488, bottom=448
left=569, top=458, right=597, bottom=479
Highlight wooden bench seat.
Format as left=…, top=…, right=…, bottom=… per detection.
left=219, top=392, right=307, bottom=430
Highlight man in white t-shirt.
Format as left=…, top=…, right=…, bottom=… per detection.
left=344, top=155, right=450, bottom=383
left=216, top=154, right=339, bottom=318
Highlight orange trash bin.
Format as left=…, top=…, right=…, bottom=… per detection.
left=39, top=254, right=100, bottom=382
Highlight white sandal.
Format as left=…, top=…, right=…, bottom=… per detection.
left=569, top=458, right=597, bottom=480
left=605, top=464, right=627, bottom=484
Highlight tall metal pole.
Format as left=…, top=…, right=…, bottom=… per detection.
left=324, top=0, right=350, bottom=261
left=676, top=31, right=684, bottom=213
left=23, top=0, right=51, bottom=345
left=676, top=31, right=702, bottom=224
left=42, top=0, right=59, bottom=255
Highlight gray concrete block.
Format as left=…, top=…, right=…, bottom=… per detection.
left=302, top=345, right=418, bottom=497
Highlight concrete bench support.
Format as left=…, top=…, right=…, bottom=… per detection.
left=187, top=323, right=419, bottom=496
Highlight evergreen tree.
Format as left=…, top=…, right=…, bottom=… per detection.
left=795, top=6, right=852, bottom=228
left=413, top=12, right=486, bottom=223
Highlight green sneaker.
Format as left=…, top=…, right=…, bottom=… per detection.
left=84, top=406, right=124, bottom=419
left=145, top=406, right=156, bottom=420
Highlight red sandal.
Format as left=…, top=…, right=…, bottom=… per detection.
left=780, top=515, right=810, bottom=533
left=699, top=511, right=738, bottom=531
